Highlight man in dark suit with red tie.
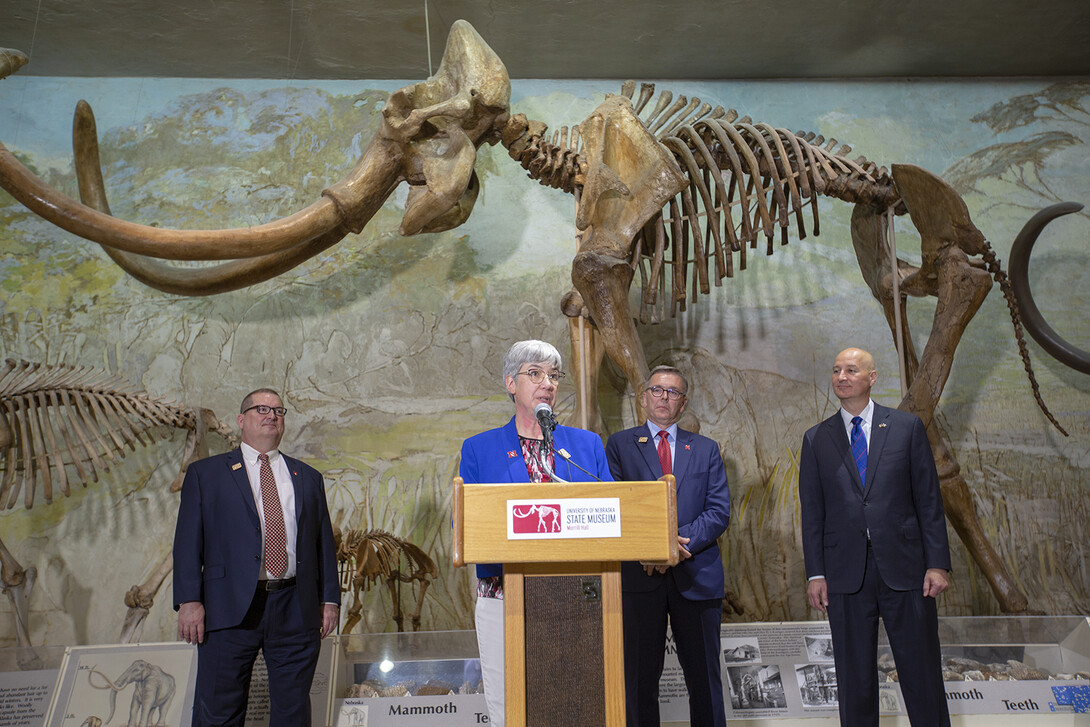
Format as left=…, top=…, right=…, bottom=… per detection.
left=174, top=388, right=340, bottom=726
left=605, top=366, right=731, bottom=727
left=799, top=348, right=952, bottom=726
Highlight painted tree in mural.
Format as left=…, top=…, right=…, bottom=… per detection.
left=0, top=22, right=1086, bottom=617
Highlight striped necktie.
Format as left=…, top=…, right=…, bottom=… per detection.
left=850, top=416, right=867, bottom=488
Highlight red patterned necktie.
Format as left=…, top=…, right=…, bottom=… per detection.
left=657, top=430, right=672, bottom=476
left=258, top=453, right=288, bottom=578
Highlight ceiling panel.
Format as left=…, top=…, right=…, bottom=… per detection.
left=0, top=0, right=1089, bottom=80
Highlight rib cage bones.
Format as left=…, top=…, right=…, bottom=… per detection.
left=0, top=358, right=229, bottom=510
left=502, top=81, right=903, bottom=323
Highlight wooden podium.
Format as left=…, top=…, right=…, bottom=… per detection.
left=453, top=477, right=678, bottom=727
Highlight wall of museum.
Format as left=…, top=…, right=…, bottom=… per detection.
left=1, top=74, right=1088, bottom=648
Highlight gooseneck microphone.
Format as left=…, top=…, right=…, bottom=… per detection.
left=534, top=402, right=558, bottom=437
left=532, top=402, right=567, bottom=483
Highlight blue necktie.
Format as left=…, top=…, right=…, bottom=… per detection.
left=850, top=416, right=867, bottom=489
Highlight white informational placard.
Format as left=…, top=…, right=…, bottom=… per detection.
left=333, top=694, right=490, bottom=726
left=0, top=666, right=60, bottom=727
left=651, top=623, right=1090, bottom=721
left=506, top=497, right=621, bottom=540
left=43, top=642, right=197, bottom=727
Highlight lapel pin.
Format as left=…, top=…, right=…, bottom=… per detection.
left=638, top=436, right=648, bottom=443
left=507, top=450, right=518, bottom=458
left=231, top=463, right=242, bottom=471
left=684, top=444, right=691, bottom=450
left=878, top=423, right=887, bottom=428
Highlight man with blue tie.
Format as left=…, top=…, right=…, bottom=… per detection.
left=174, top=388, right=340, bottom=726
left=799, top=348, right=952, bottom=726
left=605, top=365, right=731, bottom=727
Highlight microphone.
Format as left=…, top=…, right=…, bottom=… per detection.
left=534, top=402, right=558, bottom=436
left=532, top=403, right=567, bottom=482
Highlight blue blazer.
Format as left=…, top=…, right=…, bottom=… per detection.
left=459, top=417, right=613, bottom=579
left=173, top=448, right=340, bottom=631
left=799, top=402, right=951, bottom=593
left=605, top=425, right=731, bottom=601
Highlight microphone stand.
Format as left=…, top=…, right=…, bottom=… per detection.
left=537, top=415, right=569, bottom=483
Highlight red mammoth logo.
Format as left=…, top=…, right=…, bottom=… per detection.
left=512, top=503, right=561, bottom=533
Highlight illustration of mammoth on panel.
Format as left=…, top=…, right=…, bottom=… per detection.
left=88, top=659, right=175, bottom=727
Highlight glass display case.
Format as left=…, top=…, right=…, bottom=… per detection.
left=329, top=629, right=487, bottom=726
left=5, top=616, right=1087, bottom=726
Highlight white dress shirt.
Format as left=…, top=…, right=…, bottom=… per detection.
left=240, top=441, right=298, bottom=579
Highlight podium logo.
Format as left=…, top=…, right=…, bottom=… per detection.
left=511, top=503, right=562, bottom=533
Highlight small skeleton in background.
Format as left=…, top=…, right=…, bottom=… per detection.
left=336, top=526, right=438, bottom=633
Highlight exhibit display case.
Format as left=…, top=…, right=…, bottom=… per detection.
left=329, top=616, right=1089, bottom=726
left=2, top=616, right=1087, bottom=725
left=687, top=616, right=1090, bottom=725
left=329, top=629, right=487, bottom=726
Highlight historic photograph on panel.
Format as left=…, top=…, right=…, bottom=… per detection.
left=804, top=635, right=836, bottom=662
left=721, top=637, right=761, bottom=664
left=726, top=664, right=788, bottom=710
left=796, top=662, right=838, bottom=708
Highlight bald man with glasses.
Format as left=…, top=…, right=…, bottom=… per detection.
left=605, top=366, right=732, bottom=727
left=174, top=388, right=339, bottom=726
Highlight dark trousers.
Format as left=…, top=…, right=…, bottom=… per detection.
left=622, top=576, right=726, bottom=727
left=193, top=585, right=321, bottom=727
left=827, top=546, right=950, bottom=727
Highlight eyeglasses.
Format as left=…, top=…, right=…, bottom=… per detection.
left=646, top=385, right=685, bottom=401
left=242, top=404, right=287, bottom=417
left=517, top=368, right=566, bottom=385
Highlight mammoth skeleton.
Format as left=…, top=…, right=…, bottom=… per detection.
left=1, top=21, right=1087, bottom=616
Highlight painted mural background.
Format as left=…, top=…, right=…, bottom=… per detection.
left=1, top=72, right=1088, bottom=648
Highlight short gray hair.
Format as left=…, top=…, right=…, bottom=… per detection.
left=645, top=365, right=688, bottom=395
left=503, top=340, right=562, bottom=398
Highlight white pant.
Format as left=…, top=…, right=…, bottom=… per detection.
left=475, top=596, right=505, bottom=727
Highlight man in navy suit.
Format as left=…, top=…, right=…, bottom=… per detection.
left=174, top=388, right=340, bottom=726
left=605, top=365, right=731, bottom=727
left=799, top=348, right=951, bottom=726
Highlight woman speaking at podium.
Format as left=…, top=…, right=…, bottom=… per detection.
left=458, top=339, right=612, bottom=726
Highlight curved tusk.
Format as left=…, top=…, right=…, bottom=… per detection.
left=72, top=100, right=350, bottom=295
left=96, top=234, right=350, bottom=296
left=4, top=96, right=406, bottom=262
left=0, top=143, right=348, bottom=260
left=1008, top=201, right=1089, bottom=375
